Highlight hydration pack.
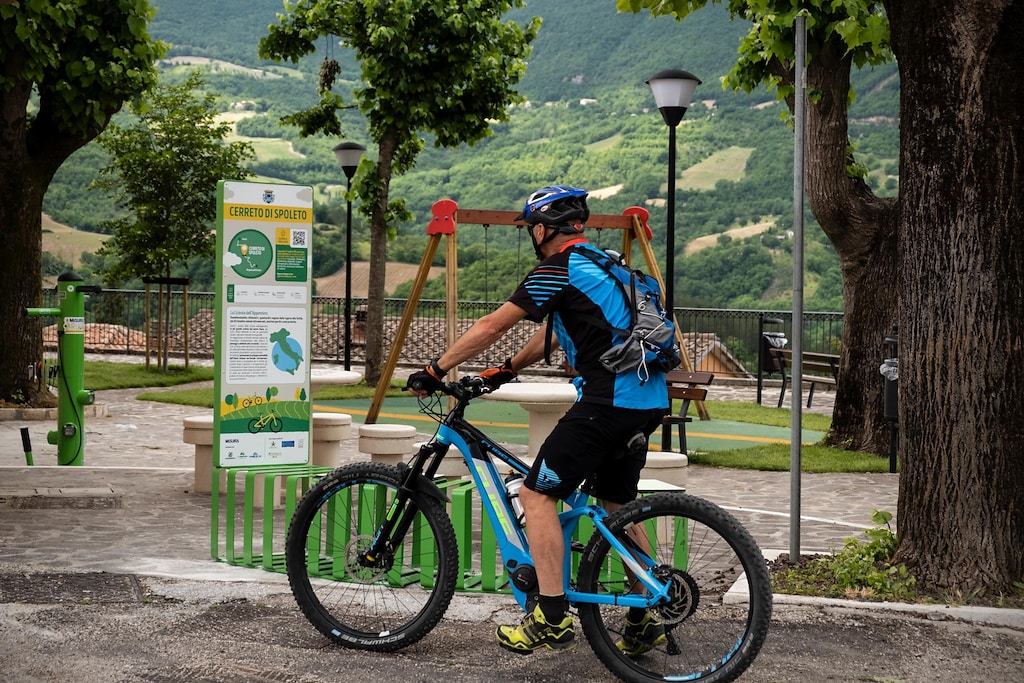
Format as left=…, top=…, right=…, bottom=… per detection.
left=546, top=246, right=682, bottom=384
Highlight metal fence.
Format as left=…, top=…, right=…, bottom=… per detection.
left=40, top=288, right=842, bottom=379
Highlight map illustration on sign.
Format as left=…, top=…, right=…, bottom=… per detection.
left=270, top=327, right=304, bottom=375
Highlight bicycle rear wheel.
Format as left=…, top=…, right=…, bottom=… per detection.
left=285, top=462, right=458, bottom=651
left=576, top=493, right=772, bottom=683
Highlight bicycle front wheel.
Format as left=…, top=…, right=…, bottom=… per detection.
left=285, top=462, right=459, bottom=652
left=577, top=493, right=772, bottom=683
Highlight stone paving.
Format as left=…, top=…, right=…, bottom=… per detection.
left=0, top=364, right=889, bottom=583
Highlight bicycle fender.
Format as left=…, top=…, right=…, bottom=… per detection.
left=413, top=474, right=449, bottom=503
left=395, top=462, right=449, bottom=503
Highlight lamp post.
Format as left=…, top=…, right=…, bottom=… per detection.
left=333, top=141, right=365, bottom=371
left=647, top=69, right=701, bottom=320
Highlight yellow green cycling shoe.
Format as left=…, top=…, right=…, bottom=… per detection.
left=616, top=610, right=668, bottom=657
left=496, top=605, right=576, bottom=654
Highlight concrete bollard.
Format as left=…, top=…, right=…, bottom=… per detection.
left=358, top=423, right=417, bottom=466
left=182, top=414, right=215, bottom=493
left=311, top=412, right=352, bottom=468
left=641, top=451, right=688, bottom=489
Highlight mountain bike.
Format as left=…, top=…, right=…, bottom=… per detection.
left=247, top=411, right=282, bottom=434
left=285, top=376, right=772, bottom=682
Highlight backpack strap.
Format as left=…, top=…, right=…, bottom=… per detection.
left=543, top=246, right=633, bottom=365
left=544, top=313, right=555, bottom=365
left=572, top=246, right=637, bottom=332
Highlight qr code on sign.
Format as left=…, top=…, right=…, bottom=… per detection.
left=291, top=229, right=308, bottom=247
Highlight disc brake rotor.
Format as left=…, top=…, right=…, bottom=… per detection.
left=342, top=535, right=391, bottom=583
left=654, top=567, right=700, bottom=625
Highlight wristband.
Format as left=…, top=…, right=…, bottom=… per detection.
left=427, top=358, right=446, bottom=380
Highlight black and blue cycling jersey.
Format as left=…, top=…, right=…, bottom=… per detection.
left=508, top=239, right=669, bottom=410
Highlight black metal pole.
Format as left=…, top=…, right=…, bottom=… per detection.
left=757, top=313, right=765, bottom=405
left=666, top=123, right=677, bottom=318
left=344, top=177, right=353, bottom=371
left=889, top=423, right=898, bottom=474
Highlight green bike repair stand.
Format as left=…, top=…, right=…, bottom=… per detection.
left=25, top=272, right=100, bottom=466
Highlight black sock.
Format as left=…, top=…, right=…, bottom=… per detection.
left=627, top=606, right=647, bottom=622
left=538, top=593, right=567, bottom=623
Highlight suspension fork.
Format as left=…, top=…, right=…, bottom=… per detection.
left=362, top=439, right=450, bottom=565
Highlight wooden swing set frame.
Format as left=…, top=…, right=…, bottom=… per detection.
left=365, top=199, right=707, bottom=423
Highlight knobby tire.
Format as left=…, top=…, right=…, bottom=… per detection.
left=285, top=462, right=459, bottom=651
left=576, top=493, right=772, bottom=683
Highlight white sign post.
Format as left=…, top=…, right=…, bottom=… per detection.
left=214, top=181, right=314, bottom=468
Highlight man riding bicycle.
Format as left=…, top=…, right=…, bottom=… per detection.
left=407, top=185, right=670, bottom=656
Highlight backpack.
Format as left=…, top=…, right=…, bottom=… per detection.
left=545, top=246, right=682, bottom=384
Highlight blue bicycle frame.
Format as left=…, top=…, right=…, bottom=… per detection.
left=410, top=382, right=672, bottom=612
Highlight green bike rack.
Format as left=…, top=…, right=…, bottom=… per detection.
left=25, top=272, right=100, bottom=466
left=211, top=472, right=686, bottom=596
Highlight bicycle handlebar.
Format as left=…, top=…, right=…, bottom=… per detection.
left=446, top=375, right=492, bottom=398
left=403, top=374, right=495, bottom=402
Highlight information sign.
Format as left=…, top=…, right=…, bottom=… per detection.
left=214, top=181, right=314, bottom=467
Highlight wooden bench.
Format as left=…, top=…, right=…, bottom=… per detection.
left=660, top=370, right=715, bottom=454
left=770, top=348, right=839, bottom=408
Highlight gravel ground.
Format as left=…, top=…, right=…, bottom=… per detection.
left=1, top=574, right=1023, bottom=682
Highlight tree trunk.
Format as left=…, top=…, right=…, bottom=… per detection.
left=0, top=80, right=84, bottom=404
left=363, top=129, right=399, bottom=386
left=888, top=0, right=1024, bottom=595
left=0, top=174, right=47, bottom=404
left=801, top=37, right=899, bottom=456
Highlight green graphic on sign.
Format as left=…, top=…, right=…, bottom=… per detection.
left=276, top=244, right=308, bottom=282
left=229, top=229, right=273, bottom=278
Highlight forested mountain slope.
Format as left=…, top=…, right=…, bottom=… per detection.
left=42, top=0, right=899, bottom=311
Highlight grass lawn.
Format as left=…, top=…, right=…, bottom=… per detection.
left=85, top=361, right=214, bottom=390
left=688, top=442, right=888, bottom=473
left=135, top=376, right=407, bottom=408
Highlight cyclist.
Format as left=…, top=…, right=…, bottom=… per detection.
left=407, top=185, right=671, bottom=657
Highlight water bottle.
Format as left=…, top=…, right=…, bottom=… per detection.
left=504, top=473, right=526, bottom=528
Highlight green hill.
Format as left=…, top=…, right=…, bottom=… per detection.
left=42, top=0, right=899, bottom=312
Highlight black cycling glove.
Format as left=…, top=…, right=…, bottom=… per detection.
left=406, top=358, right=446, bottom=394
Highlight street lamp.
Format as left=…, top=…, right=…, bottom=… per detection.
left=647, top=69, right=701, bottom=320
left=333, top=141, right=365, bottom=371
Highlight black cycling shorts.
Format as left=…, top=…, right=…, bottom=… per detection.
left=524, top=401, right=666, bottom=505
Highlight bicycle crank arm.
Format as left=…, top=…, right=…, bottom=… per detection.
left=665, top=629, right=682, bottom=656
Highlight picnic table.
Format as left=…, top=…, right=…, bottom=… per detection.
left=483, top=382, right=578, bottom=459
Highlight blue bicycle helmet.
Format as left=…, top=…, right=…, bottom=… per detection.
left=515, top=185, right=590, bottom=231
